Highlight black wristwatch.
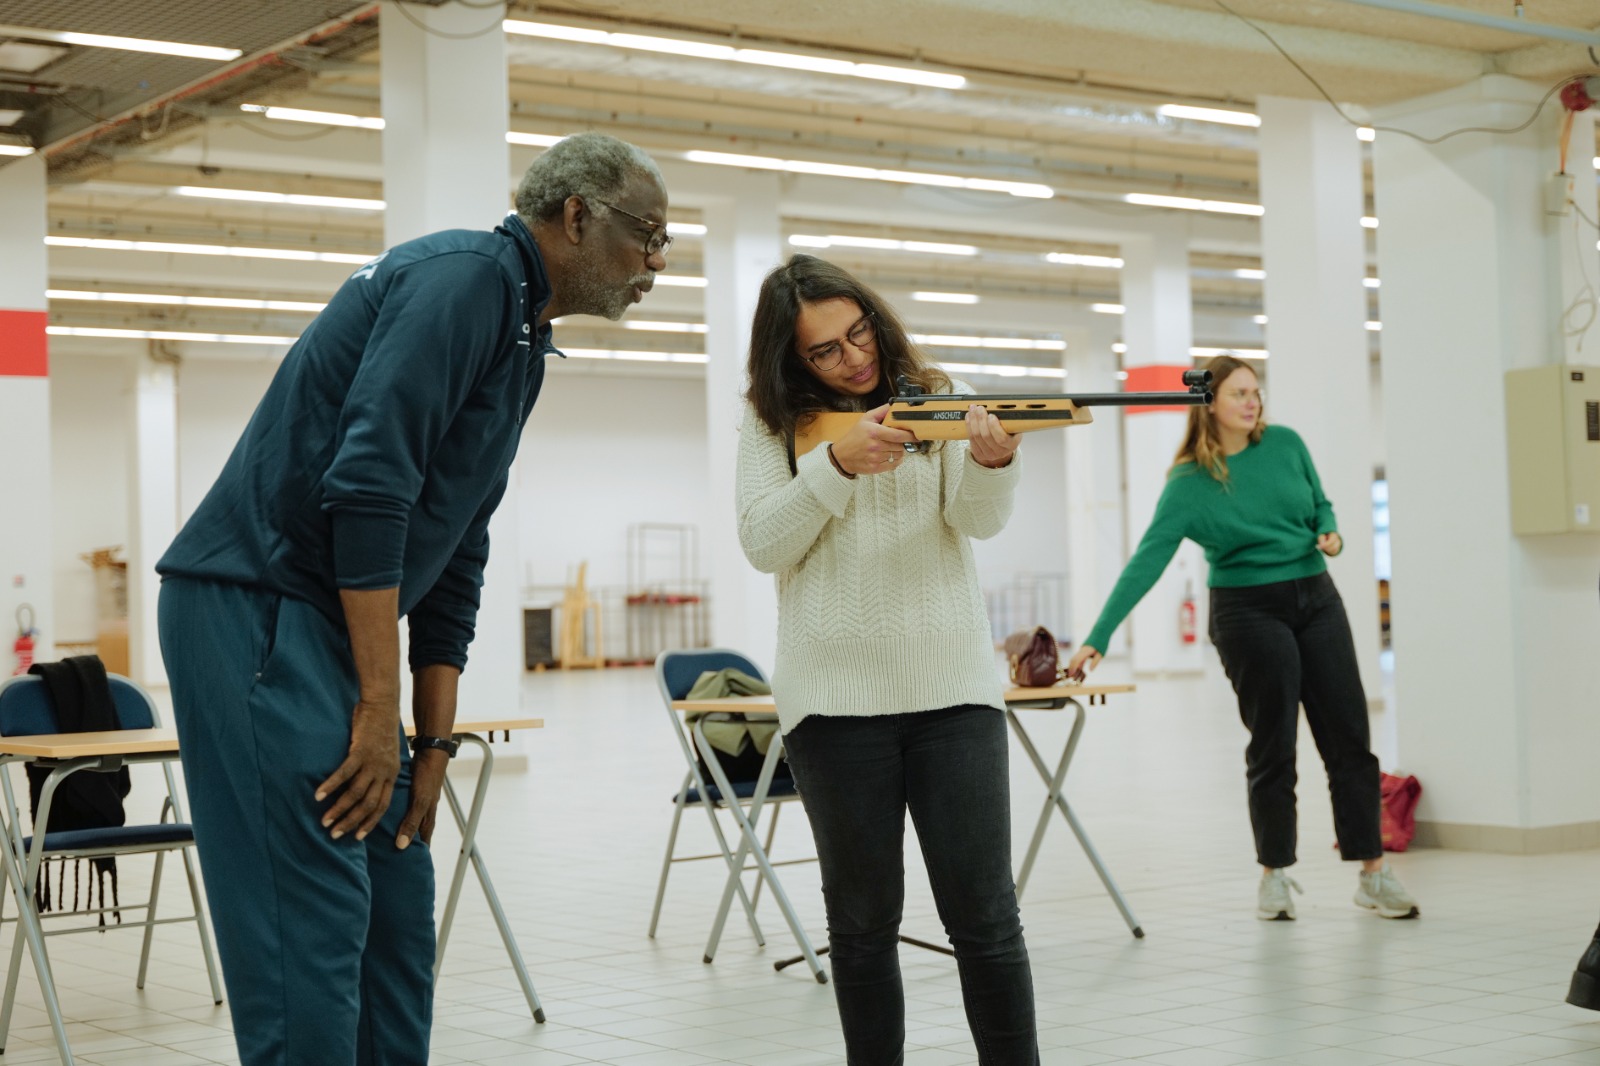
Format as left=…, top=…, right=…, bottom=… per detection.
left=410, top=734, right=460, bottom=759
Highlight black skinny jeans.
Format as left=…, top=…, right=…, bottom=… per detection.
left=1209, top=571, right=1383, bottom=869
left=781, top=705, right=1039, bottom=1066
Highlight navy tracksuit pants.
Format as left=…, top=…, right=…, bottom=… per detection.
left=158, top=577, right=434, bottom=1065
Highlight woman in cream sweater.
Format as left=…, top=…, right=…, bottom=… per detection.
left=737, top=254, right=1038, bottom=1065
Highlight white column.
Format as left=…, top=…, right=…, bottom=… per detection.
left=1256, top=95, right=1384, bottom=706
left=1061, top=326, right=1123, bottom=650
left=381, top=4, right=521, bottom=716
left=1118, top=228, right=1205, bottom=672
left=126, top=351, right=178, bottom=687
left=0, top=155, right=53, bottom=672
left=1374, top=74, right=1600, bottom=850
left=701, top=172, right=783, bottom=672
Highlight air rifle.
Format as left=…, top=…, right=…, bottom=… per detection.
left=794, top=369, right=1214, bottom=458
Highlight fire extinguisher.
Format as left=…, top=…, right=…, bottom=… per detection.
left=12, top=603, right=37, bottom=677
left=1178, top=583, right=1197, bottom=646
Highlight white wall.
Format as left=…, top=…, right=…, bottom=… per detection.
left=517, top=370, right=712, bottom=595
left=971, top=434, right=1071, bottom=635
left=49, top=353, right=130, bottom=643
left=176, top=360, right=281, bottom=524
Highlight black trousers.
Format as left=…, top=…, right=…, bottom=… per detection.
left=1209, top=571, right=1383, bottom=869
left=782, top=706, right=1039, bottom=1066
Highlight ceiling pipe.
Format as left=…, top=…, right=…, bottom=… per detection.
left=1332, top=0, right=1600, bottom=47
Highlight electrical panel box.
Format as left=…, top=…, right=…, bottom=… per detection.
left=1505, top=364, right=1600, bottom=535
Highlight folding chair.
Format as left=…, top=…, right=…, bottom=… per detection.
left=647, top=649, right=820, bottom=974
left=0, top=674, right=222, bottom=1065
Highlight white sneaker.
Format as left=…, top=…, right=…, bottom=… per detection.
left=1355, top=864, right=1420, bottom=919
left=1258, top=868, right=1303, bottom=921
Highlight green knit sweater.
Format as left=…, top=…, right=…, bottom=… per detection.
left=1084, top=425, right=1336, bottom=652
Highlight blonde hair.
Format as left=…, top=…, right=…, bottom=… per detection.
left=1173, top=354, right=1265, bottom=481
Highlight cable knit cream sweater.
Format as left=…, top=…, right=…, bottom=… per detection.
left=736, top=381, right=1021, bottom=733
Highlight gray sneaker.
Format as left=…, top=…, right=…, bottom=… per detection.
left=1258, top=868, right=1303, bottom=921
left=1355, top=864, right=1420, bottom=919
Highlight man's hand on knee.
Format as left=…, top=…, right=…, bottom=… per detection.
left=316, top=696, right=402, bottom=840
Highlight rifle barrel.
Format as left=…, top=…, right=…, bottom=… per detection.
left=892, top=390, right=1211, bottom=406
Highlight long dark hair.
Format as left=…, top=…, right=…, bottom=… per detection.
left=744, top=254, right=950, bottom=442
left=1173, top=354, right=1266, bottom=481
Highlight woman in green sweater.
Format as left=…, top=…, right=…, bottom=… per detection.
left=1066, top=355, right=1419, bottom=923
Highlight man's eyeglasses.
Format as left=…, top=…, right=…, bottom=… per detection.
left=595, top=199, right=673, bottom=258
left=803, top=314, right=876, bottom=372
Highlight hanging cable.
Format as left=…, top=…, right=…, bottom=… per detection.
left=1212, top=0, right=1579, bottom=144
left=1562, top=211, right=1598, bottom=352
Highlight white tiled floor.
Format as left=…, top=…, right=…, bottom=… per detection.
left=3, top=661, right=1598, bottom=1064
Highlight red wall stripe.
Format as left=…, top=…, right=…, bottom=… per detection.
left=0, top=310, right=48, bottom=378
left=1122, top=363, right=1193, bottom=415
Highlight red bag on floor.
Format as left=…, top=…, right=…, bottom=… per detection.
left=1379, top=772, right=1422, bottom=852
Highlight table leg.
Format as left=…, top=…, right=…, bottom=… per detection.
left=0, top=766, right=80, bottom=1063
left=697, top=724, right=827, bottom=983
left=1006, top=705, right=1144, bottom=938
left=433, top=734, right=546, bottom=1021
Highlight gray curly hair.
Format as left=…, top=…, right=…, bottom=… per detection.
left=514, top=132, right=663, bottom=226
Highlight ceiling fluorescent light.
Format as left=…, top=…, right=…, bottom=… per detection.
left=0, top=144, right=33, bottom=156
left=902, top=240, right=978, bottom=256
left=911, top=291, right=979, bottom=304
left=913, top=334, right=1066, bottom=351
left=1045, top=252, right=1124, bottom=268
left=1233, top=268, right=1266, bottom=280
left=48, top=289, right=326, bottom=312
left=1124, top=192, right=1264, bottom=217
left=653, top=275, right=708, bottom=288
left=622, top=321, right=708, bottom=333
left=1253, top=315, right=1268, bottom=324
left=824, top=234, right=899, bottom=250
left=1157, top=104, right=1260, bottom=128
left=1358, top=127, right=1376, bottom=142
left=506, top=131, right=564, bottom=147
left=940, top=361, right=1064, bottom=379
left=608, top=33, right=735, bottom=60
left=669, top=222, right=706, bottom=237
left=47, top=326, right=295, bottom=344
left=1191, top=346, right=1267, bottom=359
left=1112, top=343, right=1128, bottom=354
left=1365, top=320, right=1382, bottom=331
left=503, top=20, right=964, bottom=89
left=240, top=104, right=384, bottom=130
left=561, top=347, right=709, bottom=364
left=1361, top=216, right=1379, bottom=228
left=175, top=186, right=385, bottom=211
left=0, top=26, right=241, bottom=61
left=1091, top=303, right=1126, bottom=314
left=1364, top=277, right=1381, bottom=289
left=686, top=149, right=1051, bottom=199
left=789, top=233, right=977, bottom=255
left=45, top=235, right=373, bottom=264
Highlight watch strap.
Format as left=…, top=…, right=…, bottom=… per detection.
left=410, top=734, right=460, bottom=758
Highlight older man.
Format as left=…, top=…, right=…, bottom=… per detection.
left=155, top=133, right=669, bottom=1065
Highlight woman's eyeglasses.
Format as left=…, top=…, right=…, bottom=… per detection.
left=803, top=315, right=876, bottom=371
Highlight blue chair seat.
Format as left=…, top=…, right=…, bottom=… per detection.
left=678, top=777, right=798, bottom=805
left=23, top=823, right=194, bottom=853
